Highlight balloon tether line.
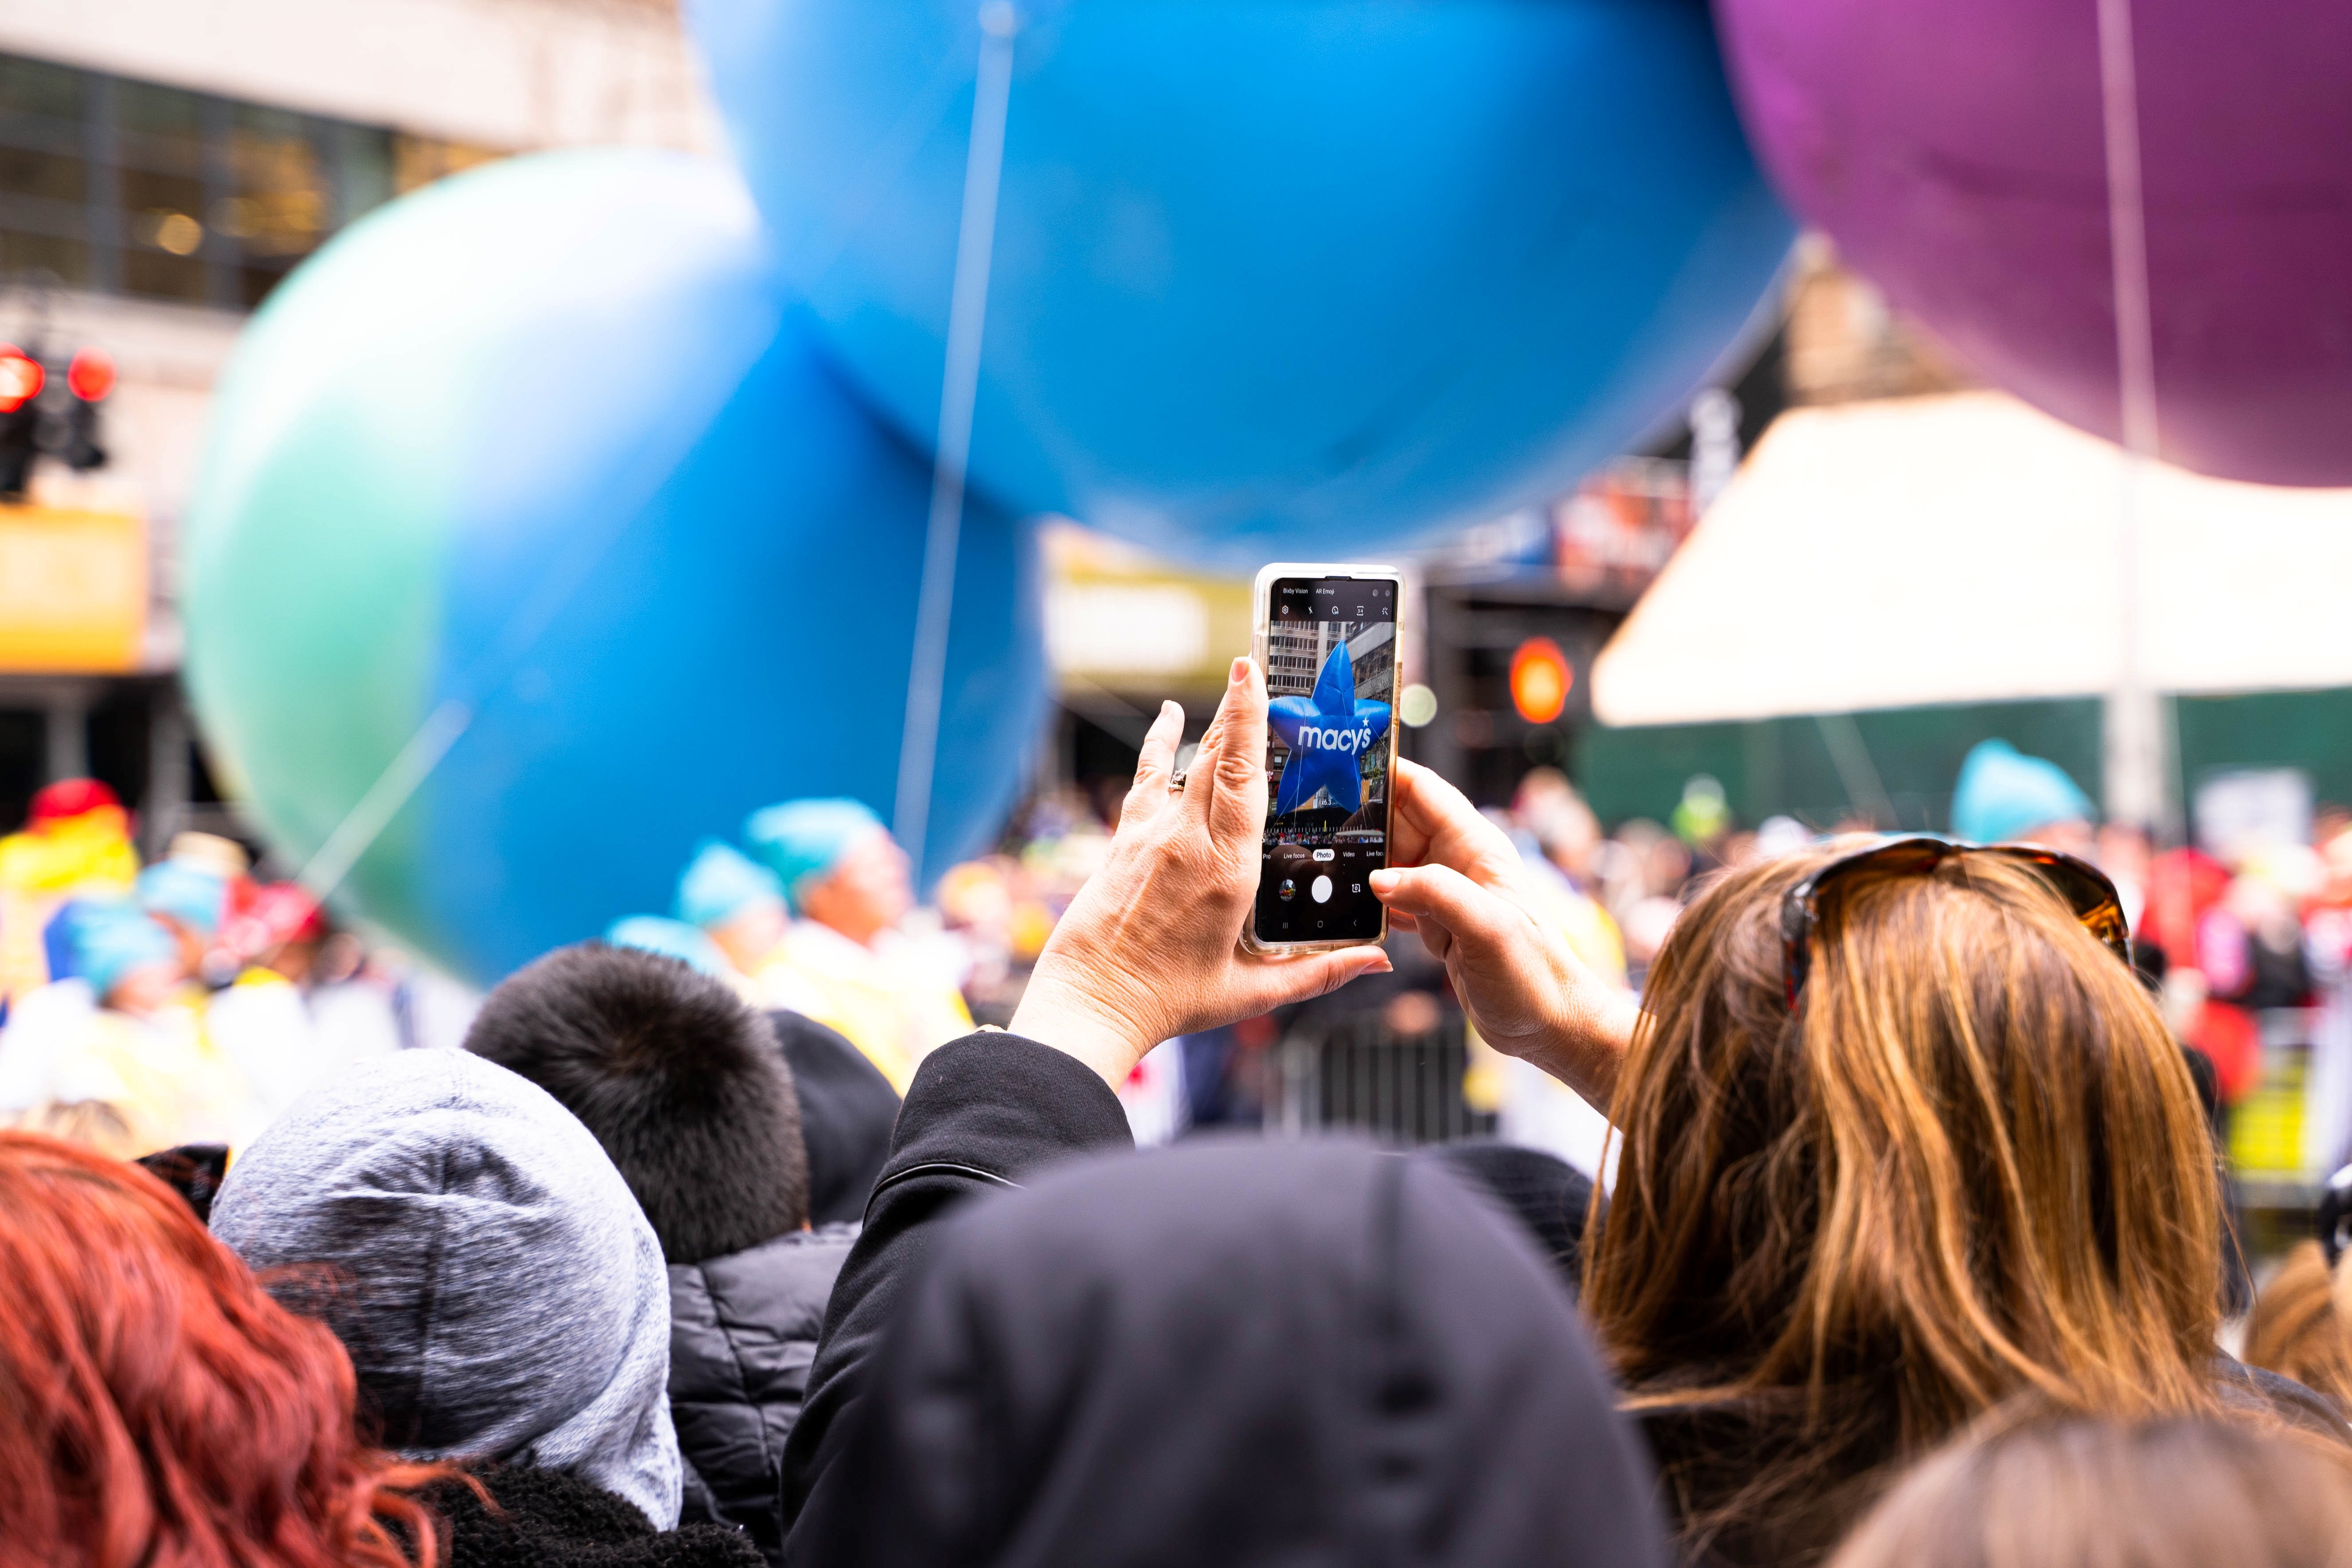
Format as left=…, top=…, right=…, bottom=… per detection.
left=896, top=0, right=1019, bottom=873
left=292, top=700, right=473, bottom=906
left=2095, top=0, right=2168, bottom=835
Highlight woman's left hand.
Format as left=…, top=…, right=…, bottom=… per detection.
left=1009, top=655, right=1391, bottom=1087
left=1370, top=758, right=1639, bottom=1105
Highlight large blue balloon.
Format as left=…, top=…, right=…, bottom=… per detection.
left=183, top=150, right=1047, bottom=985
left=690, top=0, right=1793, bottom=565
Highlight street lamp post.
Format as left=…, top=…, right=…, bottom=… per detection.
left=2096, top=0, right=2170, bottom=837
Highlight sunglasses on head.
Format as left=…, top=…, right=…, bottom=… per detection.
left=1778, top=835, right=2132, bottom=1009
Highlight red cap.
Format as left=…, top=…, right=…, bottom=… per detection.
left=27, top=778, right=123, bottom=827
left=223, top=883, right=329, bottom=957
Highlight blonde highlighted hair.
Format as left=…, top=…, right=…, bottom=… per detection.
left=1829, top=1405, right=2352, bottom=1568
left=1584, top=848, right=2224, bottom=1564
left=2244, top=1240, right=2352, bottom=1410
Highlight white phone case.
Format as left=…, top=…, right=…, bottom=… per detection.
left=1244, top=561, right=1404, bottom=956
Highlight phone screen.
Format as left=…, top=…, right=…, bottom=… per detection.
left=1255, top=574, right=1398, bottom=945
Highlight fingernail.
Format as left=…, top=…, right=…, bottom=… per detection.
left=1369, top=868, right=1398, bottom=893
left=1230, top=655, right=1251, bottom=685
left=1159, top=700, right=1180, bottom=724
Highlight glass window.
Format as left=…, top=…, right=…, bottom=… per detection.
left=0, top=57, right=90, bottom=289
left=121, top=167, right=207, bottom=231
left=224, top=106, right=328, bottom=261
left=113, top=78, right=214, bottom=301
left=237, top=264, right=283, bottom=310
left=114, top=78, right=207, bottom=178
left=0, top=145, right=84, bottom=205
left=394, top=134, right=501, bottom=196
left=123, top=246, right=204, bottom=302
left=0, top=229, right=90, bottom=287
left=0, top=52, right=502, bottom=309
left=0, top=55, right=86, bottom=125
left=331, top=123, right=394, bottom=227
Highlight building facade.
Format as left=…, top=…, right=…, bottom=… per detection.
left=0, top=0, right=711, bottom=846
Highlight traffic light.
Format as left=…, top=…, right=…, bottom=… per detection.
left=0, top=343, right=43, bottom=411
left=0, top=343, right=40, bottom=501
left=1509, top=636, right=1572, bottom=724
left=0, top=343, right=115, bottom=498
left=62, top=347, right=112, bottom=471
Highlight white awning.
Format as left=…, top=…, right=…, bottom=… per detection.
left=1591, top=392, right=2352, bottom=727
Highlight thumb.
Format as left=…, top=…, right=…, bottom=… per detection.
left=1233, top=946, right=1392, bottom=1017
left=1370, top=863, right=1522, bottom=942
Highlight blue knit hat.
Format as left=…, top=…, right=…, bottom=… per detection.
left=69, top=901, right=180, bottom=998
left=743, top=798, right=887, bottom=912
left=605, top=916, right=732, bottom=979
left=137, top=860, right=229, bottom=938
left=1951, top=739, right=2095, bottom=845
left=673, top=838, right=784, bottom=930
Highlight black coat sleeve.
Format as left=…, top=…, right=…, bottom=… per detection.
left=777, top=1031, right=1133, bottom=1525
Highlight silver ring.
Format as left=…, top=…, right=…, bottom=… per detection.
left=1167, top=770, right=1188, bottom=792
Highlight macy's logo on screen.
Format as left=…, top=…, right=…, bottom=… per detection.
left=1293, top=723, right=1375, bottom=753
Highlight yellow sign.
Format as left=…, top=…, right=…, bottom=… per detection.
left=1044, top=522, right=1253, bottom=693
left=0, top=502, right=146, bottom=673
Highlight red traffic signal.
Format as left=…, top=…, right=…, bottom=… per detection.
left=67, top=347, right=115, bottom=403
left=0, top=344, right=43, bottom=413
left=1509, top=637, right=1572, bottom=724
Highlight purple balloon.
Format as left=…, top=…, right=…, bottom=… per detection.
left=1714, top=0, right=2352, bottom=487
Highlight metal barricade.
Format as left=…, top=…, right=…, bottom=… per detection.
left=1267, top=1013, right=1494, bottom=1146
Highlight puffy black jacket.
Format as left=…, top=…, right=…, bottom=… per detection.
left=671, top=1224, right=858, bottom=1565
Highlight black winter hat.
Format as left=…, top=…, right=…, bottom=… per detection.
left=466, top=942, right=810, bottom=1263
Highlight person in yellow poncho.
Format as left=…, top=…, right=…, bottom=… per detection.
left=0, top=901, right=263, bottom=1154
left=741, top=798, right=971, bottom=1095
left=0, top=779, right=141, bottom=1015
left=672, top=838, right=802, bottom=1010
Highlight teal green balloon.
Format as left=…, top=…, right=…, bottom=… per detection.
left=184, top=149, right=1047, bottom=983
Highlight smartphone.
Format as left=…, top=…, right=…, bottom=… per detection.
left=1244, top=563, right=1404, bottom=954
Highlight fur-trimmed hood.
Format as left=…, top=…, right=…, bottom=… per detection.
left=466, top=942, right=810, bottom=1263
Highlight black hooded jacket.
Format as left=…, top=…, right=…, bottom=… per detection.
left=779, top=1034, right=1669, bottom=1568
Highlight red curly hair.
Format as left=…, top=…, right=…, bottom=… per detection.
left=0, top=1131, right=453, bottom=1568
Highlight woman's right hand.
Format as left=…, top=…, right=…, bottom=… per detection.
left=1370, top=759, right=1640, bottom=1105
left=1009, top=656, right=1390, bottom=1088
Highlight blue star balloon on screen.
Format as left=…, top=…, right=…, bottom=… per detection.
left=1269, top=641, right=1393, bottom=817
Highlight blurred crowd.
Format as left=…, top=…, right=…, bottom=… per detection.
left=1493, top=739, right=2352, bottom=1178
left=0, top=779, right=472, bottom=1156
left=17, top=703, right=2352, bottom=1568
left=618, top=737, right=2352, bottom=1168
left=598, top=794, right=1114, bottom=1085
left=13, top=731, right=2352, bottom=1180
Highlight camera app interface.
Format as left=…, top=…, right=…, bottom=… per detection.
left=1256, top=575, right=1397, bottom=944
